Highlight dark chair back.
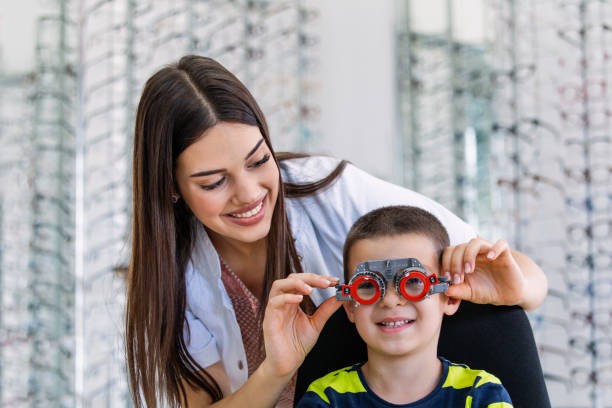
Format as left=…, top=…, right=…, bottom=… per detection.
left=295, top=301, right=550, bottom=408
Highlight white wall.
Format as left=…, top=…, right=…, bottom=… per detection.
left=0, top=0, right=39, bottom=74
left=306, top=0, right=485, bottom=183
left=308, top=0, right=399, bottom=182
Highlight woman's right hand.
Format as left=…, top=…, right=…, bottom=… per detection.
left=182, top=275, right=341, bottom=407
left=261, top=273, right=342, bottom=380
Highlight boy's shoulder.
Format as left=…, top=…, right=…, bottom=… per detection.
left=296, top=363, right=369, bottom=407
left=442, top=358, right=503, bottom=388
left=306, top=363, right=366, bottom=395
left=440, top=358, right=513, bottom=406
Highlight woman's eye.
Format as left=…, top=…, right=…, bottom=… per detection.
left=200, top=177, right=225, bottom=190
left=249, top=154, right=270, bottom=168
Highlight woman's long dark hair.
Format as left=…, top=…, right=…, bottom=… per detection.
left=126, top=55, right=347, bottom=407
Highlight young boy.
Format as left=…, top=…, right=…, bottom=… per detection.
left=296, top=206, right=513, bottom=407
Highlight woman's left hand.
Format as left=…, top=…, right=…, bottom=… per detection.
left=441, top=237, right=527, bottom=306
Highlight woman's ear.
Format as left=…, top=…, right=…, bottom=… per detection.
left=343, top=302, right=356, bottom=323
left=442, top=295, right=461, bottom=316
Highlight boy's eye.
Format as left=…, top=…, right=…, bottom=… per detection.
left=200, top=177, right=225, bottom=190
left=249, top=154, right=270, bottom=168
left=402, top=277, right=425, bottom=296
left=356, top=281, right=378, bottom=301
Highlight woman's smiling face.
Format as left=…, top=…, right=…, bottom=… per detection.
left=174, top=121, right=279, bottom=246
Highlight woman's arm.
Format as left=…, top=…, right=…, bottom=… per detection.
left=180, top=363, right=230, bottom=407
left=442, top=237, right=548, bottom=311
left=511, top=249, right=548, bottom=311
left=180, top=361, right=293, bottom=407
left=181, top=274, right=342, bottom=407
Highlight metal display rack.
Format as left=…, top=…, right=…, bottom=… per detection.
left=0, top=0, right=319, bottom=406
left=397, top=1, right=612, bottom=406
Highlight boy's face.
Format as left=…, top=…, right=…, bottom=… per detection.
left=344, top=233, right=460, bottom=359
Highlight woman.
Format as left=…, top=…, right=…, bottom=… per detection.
left=126, top=55, right=547, bottom=408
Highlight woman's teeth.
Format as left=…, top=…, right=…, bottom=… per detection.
left=229, top=201, right=263, bottom=218
left=379, top=320, right=413, bottom=327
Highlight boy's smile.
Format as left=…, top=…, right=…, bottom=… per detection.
left=376, top=316, right=416, bottom=333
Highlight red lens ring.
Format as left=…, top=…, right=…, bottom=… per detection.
left=350, top=275, right=382, bottom=305
left=398, top=271, right=430, bottom=301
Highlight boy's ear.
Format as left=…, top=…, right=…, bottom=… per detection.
left=442, top=295, right=461, bottom=316
left=343, top=302, right=356, bottom=323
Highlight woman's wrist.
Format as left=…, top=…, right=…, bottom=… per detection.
left=208, top=360, right=295, bottom=408
left=512, top=250, right=548, bottom=311
left=257, top=357, right=299, bottom=384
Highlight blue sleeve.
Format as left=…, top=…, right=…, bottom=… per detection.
left=469, top=382, right=513, bottom=407
left=295, top=390, right=331, bottom=408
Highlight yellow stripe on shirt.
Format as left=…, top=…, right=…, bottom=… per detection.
left=475, top=372, right=502, bottom=388
left=465, top=396, right=513, bottom=408
left=443, top=364, right=501, bottom=390
left=305, top=366, right=367, bottom=404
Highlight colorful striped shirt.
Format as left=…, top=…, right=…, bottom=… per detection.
left=296, top=357, right=512, bottom=407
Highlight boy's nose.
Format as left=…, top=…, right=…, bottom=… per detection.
left=380, top=287, right=407, bottom=308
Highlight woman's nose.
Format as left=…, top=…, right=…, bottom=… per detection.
left=232, top=171, right=260, bottom=204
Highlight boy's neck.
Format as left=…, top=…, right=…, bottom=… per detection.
left=361, top=345, right=443, bottom=405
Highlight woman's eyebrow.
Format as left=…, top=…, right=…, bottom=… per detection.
left=189, top=138, right=265, bottom=178
left=189, top=168, right=225, bottom=178
left=244, top=138, right=264, bottom=160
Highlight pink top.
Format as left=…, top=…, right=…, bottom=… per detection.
left=220, top=257, right=296, bottom=408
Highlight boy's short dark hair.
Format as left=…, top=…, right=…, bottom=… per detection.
left=343, top=206, right=450, bottom=282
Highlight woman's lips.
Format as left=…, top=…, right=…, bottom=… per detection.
left=226, top=195, right=266, bottom=216
left=223, top=195, right=266, bottom=226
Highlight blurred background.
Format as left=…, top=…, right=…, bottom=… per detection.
left=1, top=0, right=611, bottom=406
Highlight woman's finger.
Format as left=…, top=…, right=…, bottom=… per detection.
left=441, top=246, right=454, bottom=279
left=446, top=282, right=473, bottom=301
left=267, top=293, right=304, bottom=309
left=270, top=278, right=313, bottom=296
left=449, top=243, right=468, bottom=284
left=463, top=237, right=492, bottom=274
left=487, top=239, right=509, bottom=260
left=270, top=274, right=335, bottom=295
left=289, top=273, right=339, bottom=287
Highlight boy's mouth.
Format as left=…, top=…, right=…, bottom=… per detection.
left=376, top=318, right=415, bottom=328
